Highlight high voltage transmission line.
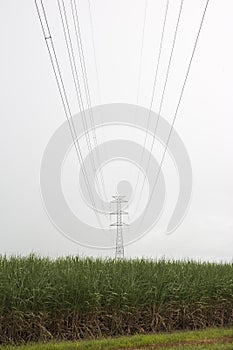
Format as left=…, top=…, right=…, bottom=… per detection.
left=133, top=0, right=184, bottom=218
left=135, top=0, right=148, bottom=109
left=35, top=0, right=106, bottom=229
left=135, top=0, right=210, bottom=233
left=57, top=0, right=107, bottom=209
left=35, top=0, right=210, bottom=245
left=133, top=0, right=170, bottom=214
left=70, top=0, right=108, bottom=202
left=87, top=0, right=102, bottom=106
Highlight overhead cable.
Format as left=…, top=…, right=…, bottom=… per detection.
left=35, top=0, right=105, bottom=229
left=136, top=0, right=210, bottom=232
left=133, top=0, right=170, bottom=217
left=70, top=0, right=108, bottom=203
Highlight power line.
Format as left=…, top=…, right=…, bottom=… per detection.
left=35, top=0, right=104, bottom=229
left=136, top=0, right=210, bottom=233
left=133, top=0, right=170, bottom=217
left=58, top=0, right=107, bottom=214
left=87, top=0, right=108, bottom=203
left=134, top=0, right=183, bottom=216
left=129, top=0, right=148, bottom=205
left=135, top=0, right=148, bottom=108
left=57, top=0, right=106, bottom=212
left=87, top=0, right=102, bottom=105
left=70, top=0, right=108, bottom=204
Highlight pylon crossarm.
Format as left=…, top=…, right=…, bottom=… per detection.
left=110, top=223, right=127, bottom=227
left=110, top=210, right=128, bottom=215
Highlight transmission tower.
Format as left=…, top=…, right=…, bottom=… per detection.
left=110, top=195, right=128, bottom=259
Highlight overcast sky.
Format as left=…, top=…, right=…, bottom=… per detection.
left=0, top=0, right=233, bottom=261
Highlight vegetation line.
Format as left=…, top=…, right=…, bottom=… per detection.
left=0, top=256, right=232, bottom=344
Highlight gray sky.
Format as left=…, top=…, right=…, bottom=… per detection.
left=0, top=0, right=233, bottom=261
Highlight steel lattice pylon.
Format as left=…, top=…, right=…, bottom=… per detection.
left=110, top=195, right=128, bottom=259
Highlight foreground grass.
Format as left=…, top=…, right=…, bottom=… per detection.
left=2, top=328, right=233, bottom=350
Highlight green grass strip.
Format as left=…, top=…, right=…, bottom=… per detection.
left=160, top=344, right=233, bottom=350
left=159, top=344, right=233, bottom=350
left=2, top=327, right=233, bottom=350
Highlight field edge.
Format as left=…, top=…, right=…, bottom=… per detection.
left=2, top=327, right=233, bottom=350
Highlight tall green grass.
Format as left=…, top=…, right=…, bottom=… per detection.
left=0, top=256, right=232, bottom=344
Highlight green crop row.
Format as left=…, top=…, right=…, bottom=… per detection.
left=0, top=256, right=232, bottom=313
